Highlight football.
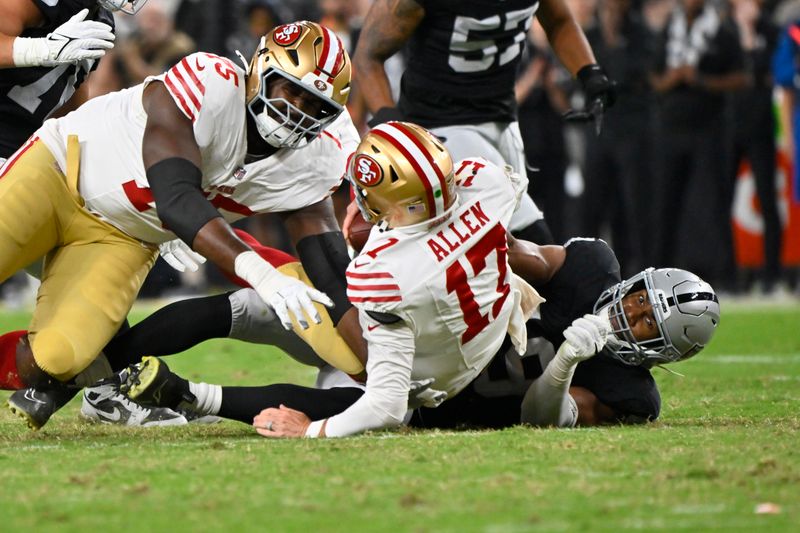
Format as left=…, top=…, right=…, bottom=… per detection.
left=347, top=215, right=374, bottom=253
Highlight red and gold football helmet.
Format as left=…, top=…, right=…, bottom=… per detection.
left=348, top=122, right=456, bottom=229
left=245, top=21, right=351, bottom=149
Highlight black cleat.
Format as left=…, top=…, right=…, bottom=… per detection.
left=122, top=356, right=194, bottom=410
left=7, top=385, right=79, bottom=430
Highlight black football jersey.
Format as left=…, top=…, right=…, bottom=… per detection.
left=398, top=0, right=539, bottom=128
left=0, top=0, right=114, bottom=158
left=410, top=238, right=661, bottom=429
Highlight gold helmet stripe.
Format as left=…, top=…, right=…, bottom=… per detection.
left=371, top=123, right=447, bottom=218
left=316, top=26, right=346, bottom=82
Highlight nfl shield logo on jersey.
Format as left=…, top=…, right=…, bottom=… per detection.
left=232, top=167, right=247, bottom=182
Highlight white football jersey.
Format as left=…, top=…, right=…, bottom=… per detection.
left=347, top=158, right=525, bottom=398
left=36, top=52, right=358, bottom=244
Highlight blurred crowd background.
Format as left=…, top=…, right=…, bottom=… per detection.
left=4, top=0, right=800, bottom=305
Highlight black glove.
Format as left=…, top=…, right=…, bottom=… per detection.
left=367, top=106, right=405, bottom=128
left=563, top=64, right=616, bottom=135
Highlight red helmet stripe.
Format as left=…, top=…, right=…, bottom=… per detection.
left=318, top=26, right=344, bottom=76
left=371, top=127, right=437, bottom=219
left=390, top=122, right=449, bottom=206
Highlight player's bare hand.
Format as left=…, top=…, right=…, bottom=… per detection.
left=254, top=405, right=311, bottom=438
left=342, top=199, right=361, bottom=244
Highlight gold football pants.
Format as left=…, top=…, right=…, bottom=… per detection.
left=0, top=138, right=156, bottom=380
left=275, top=261, right=364, bottom=376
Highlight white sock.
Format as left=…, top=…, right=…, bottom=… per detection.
left=188, top=382, right=222, bottom=415
left=520, top=342, right=579, bottom=427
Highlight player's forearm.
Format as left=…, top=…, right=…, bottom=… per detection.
left=352, top=58, right=396, bottom=113
left=0, top=34, right=16, bottom=67
left=537, top=0, right=597, bottom=76
left=507, top=235, right=565, bottom=286
left=307, top=323, right=415, bottom=437
left=191, top=218, right=250, bottom=276
left=353, top=0, right=424, bottom=113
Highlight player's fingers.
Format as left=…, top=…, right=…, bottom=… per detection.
left=295, top=291, right=321, bottom=325
left=77, top=38, right=115, bottom=50
left=161, top=252, right=186, bottom=272
left=308, top=288, right=333, bottom=309
left=173, top=247, right=199, bottom=272
left=68, top=8, right=89, bottom=23
left=342, top=201, right=359, bottom=240
left=73, top=50, right=106, bottom=61
left=285, top=297, right=308, bottom=330
left=269, top=300, right=292, bottom=330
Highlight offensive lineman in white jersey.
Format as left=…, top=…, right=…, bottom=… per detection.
left=0, top=21, right=367, bottom=430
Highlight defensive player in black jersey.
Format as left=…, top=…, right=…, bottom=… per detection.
left=344, top=0, right=616, bottom=247
left=0, top=1, right=149, bottom=160
left=111, top=233, right=719, bottom=433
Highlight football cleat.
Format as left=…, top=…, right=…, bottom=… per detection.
left=122, top=356, right=196, bottom=410
left=80, top=379, right=187, bottom=427
left=178, top=408, right=222, bottom=425
left=7, top=385, right=79, bottom=430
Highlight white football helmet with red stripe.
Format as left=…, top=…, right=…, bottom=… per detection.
left=348, top=122, right=456, bottom=229
left=245, top=21, right=351, bottom=149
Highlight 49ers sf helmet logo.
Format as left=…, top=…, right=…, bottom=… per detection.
left=353, top=155, right=383, bottom=187
left=273, top=24, right=301, bottom=46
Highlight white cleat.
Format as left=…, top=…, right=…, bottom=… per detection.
left=81, top=381, right=187, bottom=427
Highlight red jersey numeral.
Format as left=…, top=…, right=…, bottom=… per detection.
left=455, top=159, right=486, bottom=188
left=363, top=238, right=399, bottom=259
left=203, top=53, right=239, bottom=86
left=445, top=223, right=509, bottom=344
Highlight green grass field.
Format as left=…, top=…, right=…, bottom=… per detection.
left=0, top=302, right=798, bottom=532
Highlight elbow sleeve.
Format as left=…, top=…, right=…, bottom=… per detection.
left=147, top=158, right=221, bottom=245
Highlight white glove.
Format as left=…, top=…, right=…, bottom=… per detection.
left=12, top=9, right=115, bottom=68
left=407, top=378, right=448, bottom=409
left=234, top=250, right=333, bottom=330
left=159, top=239, right=207, bottom=273
left=562, top=313, right=612, bottom=362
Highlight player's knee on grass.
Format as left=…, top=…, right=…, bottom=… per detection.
left=29, top=328, right=85, bottom=381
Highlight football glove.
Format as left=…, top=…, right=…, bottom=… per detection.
left=12, top=9, right=115, bottom=68
left=234, top=251, right=333, bottom=330
left=562, top=313, right=611, bottom=362
left=563, top=64, right=616, bottom=135
left=158, top=239, right=207, bottom=273
left=407, top=378, right=447, bottom=409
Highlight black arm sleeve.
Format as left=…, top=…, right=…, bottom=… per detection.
left=295, top=231, right=352, bottom=325
left=146, top=157, right=222, bottom=245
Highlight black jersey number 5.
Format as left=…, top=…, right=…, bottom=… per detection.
left=447, top=5, right=537, bottom=73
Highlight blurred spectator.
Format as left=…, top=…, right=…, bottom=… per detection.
left=225, top=0, right=291, bottom=60
left=649, top=0, right=749, bottom=289
left=581, top=0, right=656, bottom=276
left=729, top=0, right=782, bottom=292
left=90, top=0, right=195, bottom=94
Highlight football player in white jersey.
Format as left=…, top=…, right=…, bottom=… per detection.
left=0, top=21, right=368, bottom=430
left=123, top=121, right=544, bottom=437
